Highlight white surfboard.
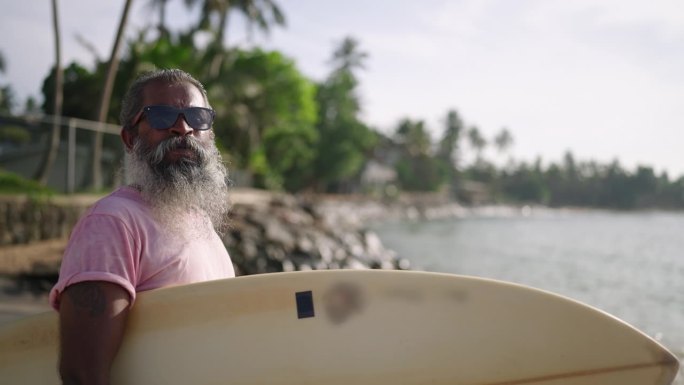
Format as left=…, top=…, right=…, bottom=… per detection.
left=0, top=270, right=679, bottom=384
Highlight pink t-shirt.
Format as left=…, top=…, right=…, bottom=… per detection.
left=49, top=186, right=235, bottom=309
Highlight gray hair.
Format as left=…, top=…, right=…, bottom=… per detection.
left=120, top=69, right=211, bottom=130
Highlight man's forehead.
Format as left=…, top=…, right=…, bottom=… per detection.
left=141, top=80, right=205, bottom=105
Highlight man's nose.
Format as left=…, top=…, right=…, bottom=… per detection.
left=168, top=114, right=193, bottom=136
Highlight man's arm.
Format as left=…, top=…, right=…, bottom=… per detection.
left=58, top=281, right=131, bottom=385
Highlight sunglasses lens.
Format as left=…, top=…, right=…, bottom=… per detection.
left=184, top=108, right=214, bottom=130
left=144, top=106, right=214, bottom=130
left=146, top=106, right=180, bottom=129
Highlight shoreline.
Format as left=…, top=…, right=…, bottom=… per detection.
left=2, top=191, right=684, bottom=324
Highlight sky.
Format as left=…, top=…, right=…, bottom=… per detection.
left=1, top=0, right=683, bottom=177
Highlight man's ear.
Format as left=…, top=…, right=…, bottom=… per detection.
left=121, top=128, right=135, bottom=151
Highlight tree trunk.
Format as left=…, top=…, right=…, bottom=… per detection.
left=208, top=1, right=230, bottom=78
left=157, top=0, right=169, bottom=38
left=91, top=0, right=134, bottom=191
left=35, top=0, right=63, bottom=186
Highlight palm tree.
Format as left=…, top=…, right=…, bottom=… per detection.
left=437, top=110, right=464, bottom=197
left=0, top=86, right=13, bottom=114
left=184, top=0, right=285, bottom=46
left=35, top=0, right=64, bottom=186
left=313, top=37, right=374, bottom=191
left=148, top=0, right=170, bottom=38
left=183, top=0, right=286, bottom=76
left=438, top=109, right=464, bottom=168
left=493, top=127, right=514, bottom=170
left=234, top=0, right=286, bottom=41
left=316, top=36, right=367, bottom=123
left=396, top=118, right=431, bottom=157
left=92, top=0, right=134, bottom=191
left=493, top=127, right=513, bottom=154
left=0, top=51, right=12, bottom=113
left=330, top=36, right=367, bottom=73
left=467, top=126, right=487, bottom=165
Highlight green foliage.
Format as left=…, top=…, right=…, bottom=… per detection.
left=395, top=118, right=432, bottom=156
left=0, top=170, right=55, bottom=195
left=437, top=110, right=464, bottom=167
left=0, top=125, right=31, bottom=144
left=313, top=37, right=377, bottom=192
left=392, top=117, right=448, bottom=192
left=262, top=123, right=317, bottom=191
left=472, top=155, right=684, bottom=209
left=493, top=127, right=514, bottom=153
left=315, top=119, right=375, bottom=190
left=42, top=62, right=102, bottom=120
left=211, top=49, right=318, bottom=191
left=497, top=161, right=549, bottom=203
left=395, top=155, right=448, bottom=192
left=129, top=32, right=201, bottom=75
left=464, top=161, right=498, bottom=185
left=40, top=61, right=127, bottom=153
left=329, top=37, right=367, bottom=73
left=41, top=33, right=188, bottom=124
left=0, top=51, right=11, bottom=114
left=467, top=126, right=487, bottom=164
left=0, top=85, right=15, bottom=114
left=38, top=28, right=319, bottom=191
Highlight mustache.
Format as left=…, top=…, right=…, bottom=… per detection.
left=146, top=136, right=208, bottom=166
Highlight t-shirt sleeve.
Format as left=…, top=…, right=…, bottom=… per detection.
left=49, top=214, right=139, bottom=309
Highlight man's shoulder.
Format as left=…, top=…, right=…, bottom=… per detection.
left=89, top=186, right=148, bottom=218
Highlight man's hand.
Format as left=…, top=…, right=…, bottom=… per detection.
left=58, top=281, right=131, bottom=385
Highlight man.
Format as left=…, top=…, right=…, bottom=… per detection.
left=49, top=69, right=235, bottom=384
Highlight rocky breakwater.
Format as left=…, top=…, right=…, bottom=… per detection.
left=0, top=195, right=96, bottom=294
left=0, top=189, right=410, bottom=284
left=224, top=190, right=410, bottom=275
left=0, top=195, right=91, bottom=246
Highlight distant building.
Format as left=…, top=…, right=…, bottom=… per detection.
left=361, top=160, right=397, bottom=186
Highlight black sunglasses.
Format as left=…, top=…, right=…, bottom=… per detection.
left=132, top=105, right=215, bottom=131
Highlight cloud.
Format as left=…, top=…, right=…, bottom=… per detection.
left=528, top=0, right=684, bottom=38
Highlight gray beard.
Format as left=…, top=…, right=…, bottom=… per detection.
left=124, top=135, right=231, bottom=235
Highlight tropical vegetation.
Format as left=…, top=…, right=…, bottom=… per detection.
left=1, top=0, right=683, bottom=210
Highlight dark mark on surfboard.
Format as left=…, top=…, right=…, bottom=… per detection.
left=323, top=282, right=364, bottom=325
left=295, top=291, right=315, bottom=319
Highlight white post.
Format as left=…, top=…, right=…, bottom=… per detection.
left=67, top=118, right=76, bottom=194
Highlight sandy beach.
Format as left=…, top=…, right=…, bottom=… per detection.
left=0, top=277, right=51, bottom=325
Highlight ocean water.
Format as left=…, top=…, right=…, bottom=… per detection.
left=371, top=208, right=683, bottom=380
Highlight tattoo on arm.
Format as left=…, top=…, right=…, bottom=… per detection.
left=66, top=284, right=107, bottom=317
